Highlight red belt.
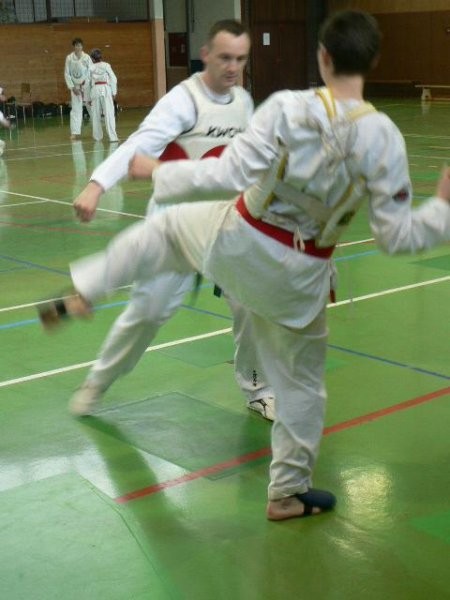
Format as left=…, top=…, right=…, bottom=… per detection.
left=95, top=81, right=107, bottom=85
left=236, top=195, right=335, bottom=259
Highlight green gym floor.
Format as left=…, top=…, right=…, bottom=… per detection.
left=0, top=100, right=449, bottom=600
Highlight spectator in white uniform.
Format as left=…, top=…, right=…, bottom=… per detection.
left=38, top=11, right=450, bottom=520
left=88, top=48, right=119, bottom=143
left=50, top=20, right=276, bottom=421
left=0, top=86, right=11, bottom=157
left=64, top=37, right=93, bottom=140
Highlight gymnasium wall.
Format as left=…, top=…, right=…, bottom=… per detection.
left=327, top=1, right=450, bottom=91
left=0, top=21, right=154, bottom=108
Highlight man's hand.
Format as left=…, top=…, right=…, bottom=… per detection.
left=128, top=154, right=161, bottom=180
left=436, top=166, right=450, bottom=203
left=73, top=181, right=104, bottom=222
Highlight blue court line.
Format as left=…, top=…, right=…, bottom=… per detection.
left=0, top=266, right=28, bottom=274
left=2, top=300, right=449, bottom=382
left=180, top=302, right=233, bottom=321
left=0, top=295, right=232, bottom=331
left=335, top=249, right=379, bottom=261
left=328, top=343, right=450, bottom=381
left=0, top=254, right=69, bottom=276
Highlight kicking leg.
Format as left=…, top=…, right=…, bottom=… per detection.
left=38, top=212, right=192, bottom=330
left=70, top=271, right=194, bottom=415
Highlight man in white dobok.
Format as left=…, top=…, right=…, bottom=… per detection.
left=65, top=37, right=93, bottom=140
left=67, top=20, right=276, bottom=421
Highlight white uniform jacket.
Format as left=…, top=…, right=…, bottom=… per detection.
left=88, top=61, right=118, bottom=102
left=152, top=87, right=450, bottom=255
left=64, top=51, right=93, bottom=93
left=89, top=73, right=253, bottom=194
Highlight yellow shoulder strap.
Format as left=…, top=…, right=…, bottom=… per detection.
left=316, top=87, right=376, bottom=122
left=315, top=87, right=337, bottom=120
left=346, top=102, right=376, bottom=121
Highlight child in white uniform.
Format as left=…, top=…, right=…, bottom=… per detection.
left=88, top=48, right=118, bottom=143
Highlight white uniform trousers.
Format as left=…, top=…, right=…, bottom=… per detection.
left=91, top=86, right=118, bottom=142
left=85, top=270, right=272, bottom=403
left=70, top=87, right=91, bottom=135
left=71, top=201, right=330, bottom=498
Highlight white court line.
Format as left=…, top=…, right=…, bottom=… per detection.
left=337, top=237, right=374, bottom=247
left=0, top=190, right=375, bottom=267
left=0, top=189, right=143, bottom=219
left=5, top=148, right=105, bottom=162
left=409, top=153, right=450, bottom=161
left=0, top=199, right=49, bottom=209
left=4, top=142, right=86, bottom=152
left=0, top=286, right=132, bottom=314
left=1, top=275, right=449, bottom=388
left=404, top=133, right=450, bottom=139
left=328, top=275, right=450, bottom=308
left=0, top=328, right=233, bottom=388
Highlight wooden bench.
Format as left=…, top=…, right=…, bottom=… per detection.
left=415, top=84, right=450, bottom=101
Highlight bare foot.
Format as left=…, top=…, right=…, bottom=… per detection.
left=266, top=488, right=336, bottom=521
left=266, top=496, right=321, bottom=521
left=38, top=292, right=92, bottom=331
left=64, top=293, right=92, bottom=317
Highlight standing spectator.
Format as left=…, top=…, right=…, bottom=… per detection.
left=88, top=48, right=119, bottom=143
left=0, top=86, right=11, bottom=157
left=64, top=37, right=93, bottom=140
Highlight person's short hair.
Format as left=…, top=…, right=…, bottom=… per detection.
left=206, top=19, right=250, bottom=46
left=318, top=10, right=381, bottom=75
left=90, top=48, right=102, bottom=62
left=72, top=37, right=83, bottom=46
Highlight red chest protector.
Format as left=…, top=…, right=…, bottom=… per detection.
left=159, top=142, right=226, bottom=161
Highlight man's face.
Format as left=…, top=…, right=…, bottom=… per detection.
left=201, top=31, right=250, bottom=94
left=73, top=42, right=83, bottom=55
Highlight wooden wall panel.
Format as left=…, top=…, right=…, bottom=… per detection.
left=248, top=0, right=307, bottom=102
left=327, top=0, right=450, bottom=14
left=430, top=11, right=450, bottom=82
left=249, top=0, right=306, bottom=21
left=323, top=5, right=450, bottom=91
left=0, top=22, right=154, bottom=108
left=0, top=25, right=59, bottom=106
left=369, top=13, right=432, bottom=82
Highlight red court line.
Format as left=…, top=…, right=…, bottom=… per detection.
left=114, top=385, right=450, bottom=504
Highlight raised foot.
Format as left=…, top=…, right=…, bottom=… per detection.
left=37, top=292, right=92, bottom=331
